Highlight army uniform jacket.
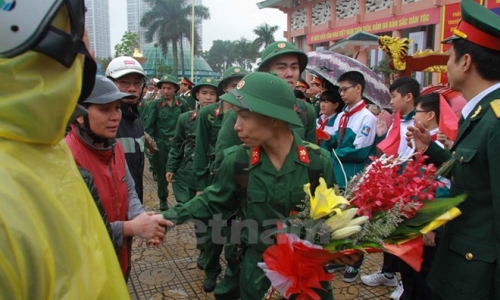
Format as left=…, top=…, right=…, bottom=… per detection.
left=166, top=110, right=198, bottom=190
left=213, top=99, right=318, bottom=171
left=194, top=102, right=223, bottom=191
left=144, top=96, right=190, bottom=141
left=163, top=133, right=334, bottom=299
left=426, top=86, right=500, bottom=300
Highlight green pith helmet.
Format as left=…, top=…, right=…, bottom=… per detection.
left=219, top=72, right=302, bottom=127
left=217, top=66, right=249, bottom=95
left=191, top=77, right=218, bottom=100
left=257, top=41, right=308, bottom=74
left=157, top=74, right=179, bottom=91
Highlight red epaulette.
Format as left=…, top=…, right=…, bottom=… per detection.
left=250, top=147, right=260, bottom=166
left=175, top=100, right=181, bottom=106
left=215, top=106, right=221, bottom=118
left=297, top=146, right=310, bottom=164
left=191, top=110, right=198, bottom=120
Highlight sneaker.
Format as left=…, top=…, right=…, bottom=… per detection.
left=389, top=281, right=404, bottom=300
left=342, top=266, right=360, bottom=283
left=360, top=271, right=398, bottom=287
left=203, top=276, right=217, bottom=292
left=325, top=264, right=346, bottom=273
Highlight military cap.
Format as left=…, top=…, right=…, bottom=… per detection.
left=296, top=78, right=310, bottom=90
left=442, top=0, right=500, bottom=51
left=217, top=66, right=249, bottom=95
left=179, top=76, right=194, bottom=88
left=310, top=76, right=322, bottom=86
left=257, top=41, right=308, bottom=74
left=191, top=77, right=218, bottom=100
left=157, top=74, right=179, bottom=91
left=219, top=72, right=302, bottom=127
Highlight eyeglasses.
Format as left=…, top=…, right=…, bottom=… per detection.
left=415, top=110, right=430, bottom=113
left=338, top=85, right=355, bottom=94
left=116, top=80, right=143, bottom=89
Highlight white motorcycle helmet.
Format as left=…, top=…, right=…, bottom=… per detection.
left=106, top=56, right=146, bottom=79
left=0, top=0, right=96, bottom=102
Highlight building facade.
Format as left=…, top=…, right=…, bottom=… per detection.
left=258, top=0, right=500, bottom=84
left=85, top=0, right=111, bottom=59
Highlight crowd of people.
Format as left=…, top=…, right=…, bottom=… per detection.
left=2, top=0, right=500, bottom=299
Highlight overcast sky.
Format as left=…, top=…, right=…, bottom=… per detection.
left=108, top=0, right=288, bottom=52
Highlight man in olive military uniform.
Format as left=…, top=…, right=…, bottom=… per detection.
left=166, top=77, right=218, bottom=203
left=160, top=72, right=359, bottom=300
left=145, top=74, right=190, bottom=211
left=407, top=1, right=500, bottom=299
left=165, top=77, right=219, bottom=292
left=193, top=66, right=249, bottom=297
left=178, top=76, right=197, bottom=110
left=295, top=78, right=311, bottom=103
left=213, top=41, right=318, bottom=171
left=310, top=76, right=323, bottom=117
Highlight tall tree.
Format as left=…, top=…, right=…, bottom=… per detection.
left=141, top=0, right=209, bottom=79
left=253, top=23, right=279, bottom=51
left=205, top=40, right=236, bottom=73
left=114, top=31, right=140, bottom=57
left=232, top=38, right=259, bottom=71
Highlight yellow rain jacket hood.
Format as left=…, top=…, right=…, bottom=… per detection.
left=0, top=7, right=130, bottom=300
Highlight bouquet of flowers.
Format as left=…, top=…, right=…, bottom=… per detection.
left=258, top=152, right=465, bottom=300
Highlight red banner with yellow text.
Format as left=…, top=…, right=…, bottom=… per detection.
left=306, top=7, right=440, bottom=45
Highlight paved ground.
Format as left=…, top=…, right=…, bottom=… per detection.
left=127, top=166, right=397, bottom=299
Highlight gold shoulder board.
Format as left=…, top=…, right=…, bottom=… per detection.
left=491, top=99, right=500, bottom=118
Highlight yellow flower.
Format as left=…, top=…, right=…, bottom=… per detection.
left=304, top=177, right=349, bottom=220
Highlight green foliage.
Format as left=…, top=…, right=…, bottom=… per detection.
left=96, top=57, right=113, bottom=74
left=141, top=0, right=210, bottom=78
left=204, top=22, right=279, bottom=72
left=373, top=56, right=393, bottom=84
left=114, top=31, right=140, bottom=57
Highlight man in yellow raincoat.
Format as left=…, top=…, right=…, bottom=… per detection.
left=0, top=1, right=132, bottom=299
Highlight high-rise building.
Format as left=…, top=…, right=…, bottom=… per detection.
left=127, top=0, right=203, bottom=50
left=85, top=0, right=111, bottom=58
left=126, top=0, right=152, bottom=46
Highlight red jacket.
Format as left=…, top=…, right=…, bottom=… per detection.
left=66, top=127, right=129, bottom=275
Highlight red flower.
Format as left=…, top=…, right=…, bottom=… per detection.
left=350, top=154, right=442, bottom=219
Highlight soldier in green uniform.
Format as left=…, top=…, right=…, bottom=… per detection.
left=213, top=41, right=318, bottom=171
left=193, top=66, right=249, bottom=296
left=160, top=72, right=359, bottom=300
left=407, top=1, right=500, bottom=299
left=165, top=77, right=218, bottom=203
left=145, top=74, right=190, bottom=211
left=178, top=76, right=197, bottom=110
left=310, top=76, right=323, bottom=117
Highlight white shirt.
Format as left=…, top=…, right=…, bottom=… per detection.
left=461, top=82, right=500, bottom=118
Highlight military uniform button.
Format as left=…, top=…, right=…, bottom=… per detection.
left=452, top=151, right=456, bottom=156
left=451, top=176, right=454, bottom=182
left=460, top=156, right=464, bottom=163
left=465, top=252, right=473, bottom=260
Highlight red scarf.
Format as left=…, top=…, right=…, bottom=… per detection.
left=339, top=101, right=366, bottom=144
left=318, top=116, right=328, bottom=130
left=431, top=133, right=438, bottom=141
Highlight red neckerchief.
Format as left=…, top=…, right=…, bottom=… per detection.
left=338, top=101, right=366, bottom=144
left=431, top=133, right=438, bottom=141
left=318, top=116, right=329, bottom=131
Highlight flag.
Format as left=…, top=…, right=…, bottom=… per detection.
left=377, top=111, right=401, bottom=157
left=439, top=94, right=458, bottom=141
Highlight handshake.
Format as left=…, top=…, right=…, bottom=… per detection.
left=126, top=212, right=173, bottom=247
